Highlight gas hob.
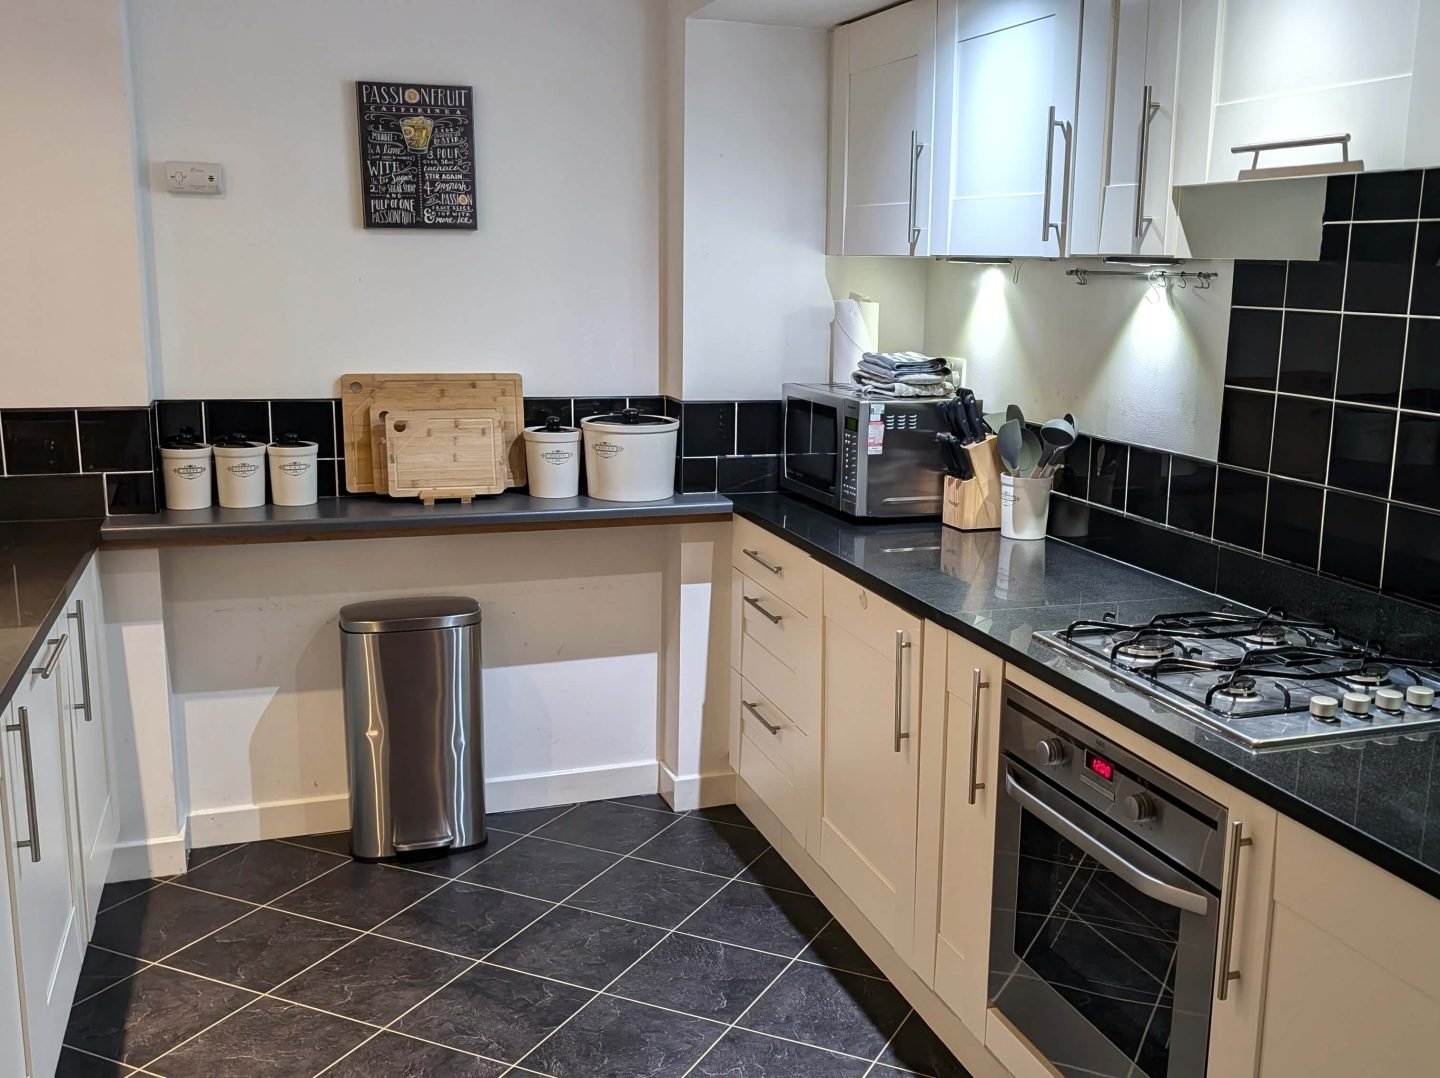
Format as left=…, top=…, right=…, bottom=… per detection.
left=1037, top=609, right=1440, bottom=750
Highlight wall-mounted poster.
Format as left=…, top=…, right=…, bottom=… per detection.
left=356, top=80, right=476, bottom=230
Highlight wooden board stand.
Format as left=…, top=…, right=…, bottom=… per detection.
left=942, top=435, right=1002, bottom=531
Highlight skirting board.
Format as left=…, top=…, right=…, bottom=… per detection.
left=110, top=831, right=187, bottom=882
left=734, top=777, right=1012, bottom=1078
left=659, top=764, right=737, bottom=812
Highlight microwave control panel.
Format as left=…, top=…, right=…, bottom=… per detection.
left=840, top=421, right=859, bottom=502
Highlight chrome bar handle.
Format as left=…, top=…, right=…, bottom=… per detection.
left=741, top=548, right=781, bottom=575
left=32, top=633, right=68, bottom=680
left=68, top=600, right=92, bottom=721
left=1216, top=818, right=1253, bottom=1001
left=1232, top=132, right=1352, bottom=170
left=1133, top=85, right=1161, bottom=239
left=7, top=707, right=40, bottom=863
left=742, top=700, right=781, bottom=735
left=892, top=630, right=913, bottom=752
left=1042, top=106, right=1072, bottom=248
left=1041, top=105, right=1058, bottom=241
left=1057, top=116, right=1074, bottom=252
left=742, top=595, right=782, bottom=625
left=967, top=667, right=989, bottom=805
left=907, top=130, right=924, bottom=254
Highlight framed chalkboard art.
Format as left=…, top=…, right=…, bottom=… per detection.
left=356, top=80, right=477, bottom=230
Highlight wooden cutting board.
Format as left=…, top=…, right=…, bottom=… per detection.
left=340, top=373, right=525, bottom=492
left=385, top=408, right=506, bottom=504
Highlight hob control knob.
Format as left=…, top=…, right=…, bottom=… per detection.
left=1036, top=738, right=1068, bottom=767
left=1375, top=688, right=1406, bottom=713
left=1124, top=793, right=1157, bottom=823
left=1408, top=686, right=1436, bottom=710
left=1343, top=692, right=1373, bottom=717
left=1310, top=695, right=1339, bottom=721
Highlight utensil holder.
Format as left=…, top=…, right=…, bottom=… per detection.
left=942, top=435, right=1003, bottom=531
left=1001, top=474, right=1053, bottom=540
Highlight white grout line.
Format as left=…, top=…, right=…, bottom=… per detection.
left=859, top=1007, right=915, bottom=1077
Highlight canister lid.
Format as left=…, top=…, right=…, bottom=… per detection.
left=271, top=431, right=317, bottom=448
left=524, top=415, right=578, bottom=435
left=161, top=427, right=208, bottom=450
left=212, top=431, right=262, bottom=448
left=581, top=408, right=678, bottom=433
left=340, top=596, right=482, bottom=633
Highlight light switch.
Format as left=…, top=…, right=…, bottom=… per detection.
left=165, top=161, right=224, bottom=195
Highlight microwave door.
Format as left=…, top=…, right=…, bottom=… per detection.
left=864, top=416, right=946, bottom=517
left=784, top=398, right=841, bottom=500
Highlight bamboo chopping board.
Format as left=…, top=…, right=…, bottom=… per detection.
left=385, top=408, right=506, bottom=504
left=340, top=373, right=526, bottom=492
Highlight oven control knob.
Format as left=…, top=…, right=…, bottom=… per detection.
left=1124, top=793, right=1157, bottom=823
left=1375, top=688, right=1406, bottom=713
left=1035, top=738, right=1068, bottom=767
left=1310, top=695, right=1339, bottom=721
left=1408, top=686, right=1436, bottom=710
left=1343, top=692, right=1373, bottom=717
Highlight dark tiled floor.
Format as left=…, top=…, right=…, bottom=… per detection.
left=63, top=798, right=968, bottom=1077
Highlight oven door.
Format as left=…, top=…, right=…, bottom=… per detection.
left=990, top=758, right=1219, bottom=1078
left=780, top=395, right=843, bottom=507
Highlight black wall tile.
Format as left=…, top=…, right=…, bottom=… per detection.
left=718, top=456, right=778, bottom=494
left=1412, top=222, right=1440, bottom=316
left=155, top=400, right=204, bottom=443
left=523, top=398, right=574, bottom=430
left=1051, top=434, right=1090, bottom=499
left=681, top=403, right=735, bottom=457
left=1336, top=315, right=1406, bottom=405
left=1423, top=170, right=1440, bottom=218
left=1218, top=389, right=1274, bottom=471
left=204, top=400, right=270, bottom=443
left=1324, top=174, right=1355, bottom=222
left=0, top=474, right=104, bottom=520
left=1402, top=318, right=1440, bottom=413
left=1232, top=261, right=1286, bottom=307
left=1224, top=308, right=1282, bottom=388
left=627, top=396, right=667, bottom=415
left=270, top=400, right=336, bottom=455
left=335, top=460, right=353, bottom=497
left=105, top=473, right=158, bottom=516
left=1167, top=457, right=1216, bottom=537
left=1213, top=468, right=1267, bottom=552
left=664, top=397, right=682, bottom=419
left=1320, top=490, right=1387, bottom=588
left=1286, top=257, right=1345, bottom=311
left=573, top=397, right=628, bottom=423
left=78, top=408, right=152, bottom=472
left=1328, top=404, right=1396, bottom=496
left=1278, top=311, right=1340, bottom=395
left=1124, top=446, right=1169, bottom=523
left=2, top=410, right=79, bottom=475
left=1088, top=440, right=1128, bottom=510
left=735, top=402, right=782, bottom=455
left=1346, top=222, right=1417, bottom=314
left=1055, top=503, right=1218, bottom=593
left=1353, top=171, right=1422, bottom=221
left=1269, top=395, right=1332, bottom=483
left=677, top=457, right=717, bottom=494
left=1393, top=412, right=1440, bottom=510
left=1263, top=480, right=1323, bottom=568
left=1383, top=504, right=1440, bottom=606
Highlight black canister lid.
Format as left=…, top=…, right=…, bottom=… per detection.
left=212, top=431, right=259, bottom=448
left=272, top=431, right=317, bottom=448
left=161, top=426, right=206, bottom=450
left=586, top=408, right=672, bottom=426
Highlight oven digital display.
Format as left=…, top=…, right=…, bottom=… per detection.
left=844, top=416, right=859, bottom=432
left=1084, top=750, right=1115, bottom=783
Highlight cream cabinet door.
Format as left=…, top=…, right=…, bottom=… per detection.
left=0, top=752, right=28, bottom=1078
left=829, top=0, right=937, bottom=256
left=819, top=570, right=923, bottom=958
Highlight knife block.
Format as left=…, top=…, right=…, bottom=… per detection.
left=943, top=436, right=1002, bottom=531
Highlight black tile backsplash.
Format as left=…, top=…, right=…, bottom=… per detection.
left=270, top=400, right=336, bottom=456
left=1124, top=446, right=1168, bottom=523
left=1231, top=260, right=1286, bottom=307
left=524, top=397, right=574, bottom=429
left=1328, top=403, right=1395, bottom=496
left=105, top=473, right=158, bottom=516
left=1213, top=467, right=1267, bottom=552
left=1217, top=389, right=1273, bottom=470
left=1269, top=394, right=1330, bottom=483
left=677, top=457, right=717, bottom=495
left=1393, top=412, right=1440, bottom=510
left=1384, top=505, right=1440, bottom=608
left=736, top=402, right=782, bottom=456
left=1353, top=170, right=1423, bottom=220
left=3, top=410, right=80, bottom=475
left=1346, top=222, right=1417, bottom=314
left=1089, top=440, right=1127, bottom=510
left=79, top=408, right=152, bottom=472
left=0, top=475, right=107, bottom=521
left=155, top=399, right=204, bottom=443
left=1278, top=311, right=1339, bottom=395
left=1263, top=479, right=1323, bottom=569
left=1413, top=222, right=1440, bottom=316
left=572, top=397, right=628, bottom=423
left=1403, top=318, right=1440, bottom=412
left=717, top=455, right=778, bottom=495
left=1336, top=315, right=1405, bottom=405
left=681, top=402, right=736, bottom=457
left=1223, top=308, right=1282, bottom=388
left=1320, top=491, right=1387, bottom=588
left=1166, top=457, right=1215, bottom=537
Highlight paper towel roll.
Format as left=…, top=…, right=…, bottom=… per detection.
left=831, top=292, right=879, bottom=383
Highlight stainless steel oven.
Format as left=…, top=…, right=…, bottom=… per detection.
left=780, top=382, right=947, bottom=519
left=990, top=686, right=1226, bottom=1078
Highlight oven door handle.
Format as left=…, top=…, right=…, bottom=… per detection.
left=1003, top=769, right=1211, bottom=916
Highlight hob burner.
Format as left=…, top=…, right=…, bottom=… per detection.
left=1342, top=664, right=1394, bottom=691
left=1216, top=675, right=1260, bottom=701
left=1242, top=626, right=1289, bottom=647
left=1112, top=634, right=1180, bottom=667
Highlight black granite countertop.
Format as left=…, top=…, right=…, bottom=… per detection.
left=0, top=520, right=102, bottom=711
left=101, top=492, right=734, bottom=544
left=732, top=493, right=1440, bottom=902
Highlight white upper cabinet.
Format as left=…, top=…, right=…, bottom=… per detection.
left=1070, top=0, right=1183, bottom=256
left=828, top=0, right=938, bottom=256
left=930, top=0, right=1083, bottom=256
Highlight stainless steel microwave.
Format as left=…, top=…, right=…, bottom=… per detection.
left=780, top=383, right=947, bottom=519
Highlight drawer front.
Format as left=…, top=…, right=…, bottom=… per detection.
left=740, top=732, right=798, bottom=837
left=822, top=565, right=923, bottom=656
left=741, top=634, right=815, bottom=735
left=732, top=517, right=821, bottom=615
left=946, top=631, right=1004, bottom=706
left=734, top=673, right=804, bottom=778
left=738, top=575, right=817, bottom=676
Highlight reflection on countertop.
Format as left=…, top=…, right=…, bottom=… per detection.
left=0, top=519, right=101, bottom=706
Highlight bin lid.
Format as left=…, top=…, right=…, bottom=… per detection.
left=339, top=596, right=482, bottom=633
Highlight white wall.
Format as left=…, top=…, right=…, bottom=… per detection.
left=128, top=0, right=663, bottom=399
left=0, top=0, right=150, bottom=407
left=681, top=19, right=833, bottom=399
left=825, top=256, right=930, bottom=355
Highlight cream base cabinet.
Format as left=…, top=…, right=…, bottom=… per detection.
left=828, top=0, right=937, bottom=256
left=819, top=568, right=924, bottom=959
left=0, top=802, right=26, bottom=1078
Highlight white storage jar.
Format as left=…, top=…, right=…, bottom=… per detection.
left=523, top=416, right=582, bottom=499
left=580, top=409, right=679, bottom=502
left=158, top=428, right=213, bottom=510
left=212, top=433, right=267, bottom=508
left=268, top=433, right=320, bottom=506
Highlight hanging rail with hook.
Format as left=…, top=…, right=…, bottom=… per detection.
left=1066, top=268, right=1219, bottom=288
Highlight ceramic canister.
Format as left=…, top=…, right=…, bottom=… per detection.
left=267, top=434, right=320, bottom=506
left=158, top=428, right=213, bottom=510
left=212, top=433, right=268, bottom=508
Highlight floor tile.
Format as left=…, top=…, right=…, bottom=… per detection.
left=281, top=831, right=353, bottom=856
left=609, top=933, right=788, bottom=1021
left=377, top=881, right=550, bottom=958
left=799, top=921, right=883, bottom=978
left=535, top=800, right=680, bottom=854
left=271, top=861, right=440, bottom=929
left=178, top=840, right=346, bottom=904
left=97, top=878, right=167, bottom=914
left=64, top=965, right=255, bottom=1066
left=90, top=884, right=252, bottom=960
left=56, top=1048, right=135, bottom=1076
left=185, top=844, right=240, bottom=871
left=484, top=805, right=574, bottom=834
left=739, top=961, right=910, bottom=1059
left=275, top=935, right=472, bottom=1025
left=689, top=1028, right=871, bottom=1077
left=395, top=963, right=593, bottom=1062
left=148, top=997, right=369, bottom=1077
left=520, top=994, right=722, bottom=1078
left=487, top=905, right=665, bottom=988
left=75, top=947, right=147, bottom=1002
left=567, top=856, right=726, bottom=928
left=740, top=849, right=813, bottom=894
left=460, top=836, right=621, bottom=901
left=687, top=804, right=755, bottom=829
left=878, top=1011, right=970, bottom=1077
left=632, top=817, right=770, bottom=876
left=680, top=881, right=830, bottom=956
left=324, top=1032, right=507, bottom=1076
left=392, top=831, right=520, bottom=878
left=608, top=794, right=680, bottom=814
left=163, top=907, right=359, bottom=990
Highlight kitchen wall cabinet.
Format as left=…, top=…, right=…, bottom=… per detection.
left=0, top=816, right=26, bottom=1078
left=819, top=567, right=924, bottom=958
left=828, top=0, right=938, bottom=256
left=930, top=0, right=1083, bottom=257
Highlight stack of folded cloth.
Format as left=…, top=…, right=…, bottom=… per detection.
left=852, top=351, right=954, bottom=398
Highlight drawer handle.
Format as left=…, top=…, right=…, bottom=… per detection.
left=742, top=700, right=782, bottom=735
left=967, top=666, right=990, bottom=805
left=68, top=600, right=93, bottom=721
left=742, top=548, right=782, bottom=575
left=1216, top=818, right=1253, bottom=1001
left=32, top=633, right=68, bottom=680
left=742, top=595, right=783, bottom=625
left=6, top=706, right=40, bottom=863
left=893, top=630, right=912, bottom=752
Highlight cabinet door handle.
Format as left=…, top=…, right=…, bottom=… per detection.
left=1041, top=105, right=1059, bottom=242
left=1041, top=106, right=1073, bottom=249
left=742, top=595, right=782, bottom=625
left=967, top=666, right=990, bottom=805
left=1216, top=818, right=1253, bottom=1001
left=68, top=600, right=93, bottom=721
left=741, top=548, right=782, bottom=575
left=907, top=130, right=925, bottom=254
left=32, top=633, right=68, bottom=680
left=6, top=706, right=41, bottom=863
left=742, top=700, right=782, bottom=735
left=1133, top=85, right=1161, bottom=240
left=893, top=630, right=913, bottom=752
